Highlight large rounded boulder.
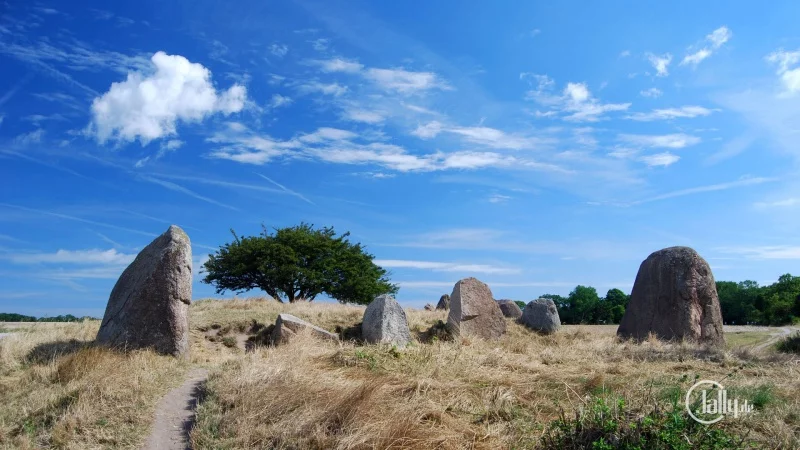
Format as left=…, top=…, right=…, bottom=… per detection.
left=520, top=298, right=561, bottom=334
left=496, top=299, right=523, bottom=319
left=446, top=277, right=506, bottom=339
left=436, top=294, right=450, bottom=310
left=96, top=225, right=192, bottom=357
left=362, top=294, right=412, bottom=347
left=617, top=246, right=725, bottom=346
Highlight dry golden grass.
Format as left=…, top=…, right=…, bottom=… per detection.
left=0, top=321, right=188, bottom=449
left=2, top=299, right=799, bottom=449
left=189, top=299, right=800, bottom=449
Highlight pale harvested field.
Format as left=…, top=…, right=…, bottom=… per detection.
left=1, top=300, right=798, bottom=449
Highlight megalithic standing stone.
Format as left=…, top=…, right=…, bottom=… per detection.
left=96, top=225, right=192, bottom=357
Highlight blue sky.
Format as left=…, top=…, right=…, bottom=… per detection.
left=2, top=1, right=799, bottom=317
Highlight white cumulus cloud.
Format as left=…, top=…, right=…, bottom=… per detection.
left=89, top=51, right=247, bottom=144
left=766, top=48, right=800, bottom=95
left=646, top=52, right=672, bottom=77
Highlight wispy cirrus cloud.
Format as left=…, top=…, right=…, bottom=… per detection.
left=618, top=133, right=701, bottom=149
left=627, top=176, right=776, bottom=206
left=638, top=152, right=681, bottom=167
left=8, top=248, right=135, bottom=265
left=681, top=26, right=732, bottom=67
left=753, top=197, right=800, bottom=208
left=374, top=259, right=520, bottom=274
left=0, top=203, right=157, bottom=238
left=522, top=74, right=630, bottom=122
left=309, top=57, right=451, bottom=94
left=207, top=123, right=568, bottom=173
left=297, top=81, right=348, bottom=96
left=412, top=121, right=547, bottom=150
left=137, top=175, right=240, bottom=211
left=714, top=245, right=800, bottom=260
left=255, top=173, right=315, bottom=205
left=626, top=106, right=717, bottom=121
left=639, top=87, right=662, bottom=98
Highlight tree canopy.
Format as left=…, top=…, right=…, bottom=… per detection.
left=0, top=313, right=94, bottom=322
left=202, top=223, right=398, bottom=304
left=538, top=275, right=799, bottom=326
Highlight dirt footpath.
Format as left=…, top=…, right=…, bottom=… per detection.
left=142, top=367, right=208, bottom=450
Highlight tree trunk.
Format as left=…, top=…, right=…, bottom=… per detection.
left=263, top=287, right=283, bottom=303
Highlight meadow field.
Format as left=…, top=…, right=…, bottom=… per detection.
left=1, top=299, right=798, bottom=449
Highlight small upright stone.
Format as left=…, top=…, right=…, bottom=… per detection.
left=436, top=294, right=450, bottom=310
left=617, top=246, right=725, bottom=345
left=271, top=313, right=339, bottom=344
left=447, top=277, right=506, bottom=339
left=520, top=298, right=561, bottom=334
left=362, top=294, right=412, bottom=347
left=496, top=299, right=523, bottom=319
left=96, top=225, right=192, bottom=357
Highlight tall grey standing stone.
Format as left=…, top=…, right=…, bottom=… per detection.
left=447, top=277, right=506, bottom=340
left=496, top=299, right=523, bottom=319
left=96, top=225, right=192, bottom=357
left=271, top=313, right=339, bottom=345
left=436, top=294, right=450, bottom=310
left=617, top=246, right=725, bottom=346
left=520, top=298, right=561, bottom=334
left=362, top=294, right=412, bottom=347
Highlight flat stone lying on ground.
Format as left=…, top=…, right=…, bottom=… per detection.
left=617, top=246, right=725, bottom=346
left=424, top=304, right=435, bottom=311
left=447, top=277, right=506, bottom=340
left=362, top=294, right=412, bottom=347
left=496, top=299, right=523, bottom=319
left=271, top=313, right=339, bottom=344
left=96, top=225, right=192, bottom=358
left=520, top=298, right=561, bottom=334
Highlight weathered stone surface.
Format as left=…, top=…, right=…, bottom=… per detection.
left=447, top=277, right=506, bottom=339
left=496, top=299, right=523, bottom=319
left=520, top=298, right=561, bottom=334
left=617, top=246, right=725, bottom=345
left=96, top=225, right=192, bottom=357
left=424, top=304, right=435, bottom=311
left=436, top=294, right=450, bottom=310
left=271, top=313, right=339, bottom=344
left=362, top=294, right=412, bottom=347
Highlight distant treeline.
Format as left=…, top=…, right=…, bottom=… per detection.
left=0, top=313, right=98, bottom=322
left=540, top=273, right=800, bottom=326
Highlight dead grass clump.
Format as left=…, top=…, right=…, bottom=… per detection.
left=188, top=300, right=799, bottom=449
left=0, top=321, right=188, bottom=449
left=418, top=319, right=453, bottom=343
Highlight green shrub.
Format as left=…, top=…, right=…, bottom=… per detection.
left=538, top=395, right=753, bottom=450
left=776, top=331, right=800, bottom=354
